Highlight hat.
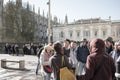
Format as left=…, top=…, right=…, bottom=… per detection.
left=81, top=38, right=87, bottom=42
left=106, top=37, right=113, bottom=43
left=44, top=45, right=54, bottom=51
left=64, top=39, right=71, bottom=43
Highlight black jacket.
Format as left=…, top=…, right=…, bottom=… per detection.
left=77, top=45, right=90, bottom=63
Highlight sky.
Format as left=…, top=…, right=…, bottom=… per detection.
left=4, top=0, right=120, bottom=22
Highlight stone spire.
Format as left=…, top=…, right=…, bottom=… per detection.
left=42, top=10, right=45, bottom=24
left=16, top=0, right=22, bottom=7
left=43, top=10, right=45, bottom=18
left=33, top=5, right=35, bottom=13
left=38, top=7, right=40, bottom=15
left=109, top=16, right=111, bottom=21
left=16, top=0, right=22, bottom=32
left=54, top=16, right=58, bottom=25
left=65, top=14, right=68, bottom=24
left=59, top=19, right=61, bottom=24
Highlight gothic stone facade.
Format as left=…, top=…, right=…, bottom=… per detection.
left=0, top=0, right=3, bottom=42
left=34, top=12, right=48, bottom=43
left=0, top=0, right=51, bottom=43
left=53, top=18, right=120, bottom=42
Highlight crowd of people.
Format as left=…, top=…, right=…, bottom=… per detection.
left=4, top=43, right=43, bottom=56
left=3, top=37, right=120, bottom=80
left=35, top=37, right=120, bottom=80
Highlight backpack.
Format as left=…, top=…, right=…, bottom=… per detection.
left=55, top=56, right=76, bottom=80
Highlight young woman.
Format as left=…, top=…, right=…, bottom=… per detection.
left=50, top=41, right=72, bottom=80
left=40, top=45, right=53, bottom=80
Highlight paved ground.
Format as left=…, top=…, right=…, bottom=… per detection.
left=0, top=54, right=43, bottom=80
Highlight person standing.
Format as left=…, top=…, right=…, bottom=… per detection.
left=11, top=44, right=15, bottom=55
left=15, top=44, right=19, bottom=56
left=40, top=45, right=53, bottom=80
left=76, top=38, right=90, bottom=75
left=5, top=43, right=8, bottom=54
left=76, top=38, right=116, bottom=80
left=69, top=41, right=78, bottom=73
left=50, top=41, right=72, bottom=80
left=63, top=39, right=71, bottom=58
left=105, top=37, right=114, bottom=54
left=110, top=41, right=120, bottom=80
left=110, top=41, right=120, bottom=62
left=35, top=44, right=44, bottom=75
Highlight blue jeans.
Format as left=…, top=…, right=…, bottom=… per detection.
left=76, top=61, right=86, bottom=75
left=36, top=58, right=40, bottom=74
left=44, top=73, right=51, bottom=80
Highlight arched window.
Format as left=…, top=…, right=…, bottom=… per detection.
left=103, top=31, right=106, bottom=36
left=69, top=31, right=73, bottom=37
left=76, top=30, right=80, bottom=37
left=60, top=31, right=64, bottom=38
left=117, top=28, right=120, bottom=37
left=94, top=30, right=98, bottom=36
left=84, top=31, right=90, bottom=37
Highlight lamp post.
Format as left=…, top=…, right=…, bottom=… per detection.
left=47, top=0, right=51, bottom=43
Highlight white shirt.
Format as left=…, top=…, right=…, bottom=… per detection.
left=69, top=48, right=78, bottom=67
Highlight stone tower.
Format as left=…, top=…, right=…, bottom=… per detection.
left=16, top=0, right=22, bottom=32
left=0, top=0, right=3, bottom=42
left=65, top=14, right=68, bottom=24
left=54, top=16, right=58, bottom=25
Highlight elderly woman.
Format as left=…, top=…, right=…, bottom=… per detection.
left=76, top=38, right=116, bottom=80
left=40, top=45, right=53, bottom=80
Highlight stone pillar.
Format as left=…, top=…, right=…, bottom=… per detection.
left=72, top=28, right=76, bottom=41
left=90, top=26, right=94, bottom=40
left=98, top=26, right=102, bottom=38
left=72, top=30, right=74, bottom=40
left=114, top=26, right=117, bottom=40
left=80, top=27, right=84, bottom=40
left=107, top=25, right=112, bottom=37
left=1, top=59, right=6, bottom=68
left=19, top=60, right=25, bottom=69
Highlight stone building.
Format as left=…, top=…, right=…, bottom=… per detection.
left=52, top=17, right=120, bottom=42
left=0, top=0, right=55, bottom=43
left=34, top=9, right=48, bottom=43
left=0, top=0, right=3, bottom=42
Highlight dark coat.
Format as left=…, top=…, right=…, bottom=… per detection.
left=63, top=47, right=70, bottom=57
left=106, top=45, right=113, bottom=54
left=50, top=54, right=72, bottom=80
left=76, top=45, right=90, bottom=63
left=77, top=38, right=116, bottom=80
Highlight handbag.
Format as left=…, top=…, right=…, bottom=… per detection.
left=54, top=56, right=76, bottom=80
left=43, top=66, right=52, bottom=73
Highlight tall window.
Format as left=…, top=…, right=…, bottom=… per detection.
left=117, top=28, right=120, bottom=37
left=84, top=31, right=90, bottom=37
left=94, top=31, right=98, bottom=36
left=60, top=31, right=64, bottom=38
left=69, top=31, right=73, bottom=37
left=103, top=31, right=106, bottom=36
left=76, top=30, right=80, bottom=37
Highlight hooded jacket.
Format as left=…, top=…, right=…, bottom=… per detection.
left=77, top=38, right=116, bottom=80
